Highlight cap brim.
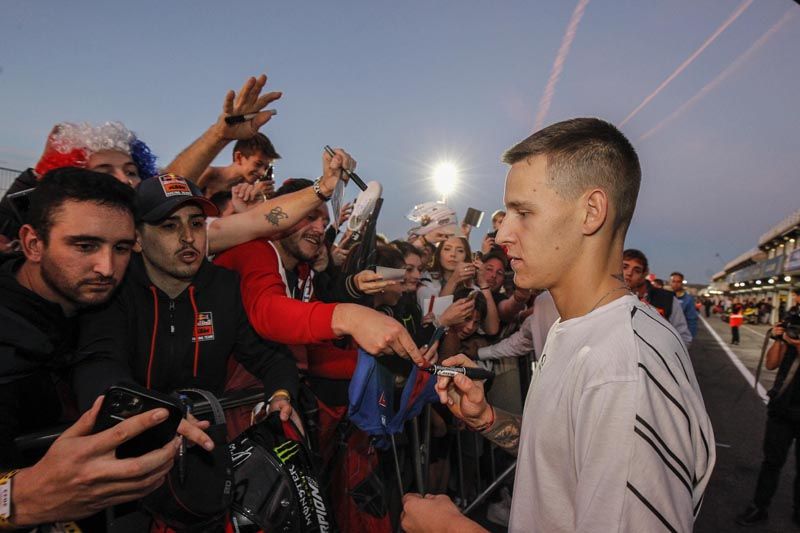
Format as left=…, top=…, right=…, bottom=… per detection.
left=139, top=197, right=220, bottom=223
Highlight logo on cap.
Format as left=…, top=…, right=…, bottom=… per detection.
left=159, top=174, right=192, bottom=197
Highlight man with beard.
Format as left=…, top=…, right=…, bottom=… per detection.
left=0, top=168, right=211, bottom=528
left=214, top=149, right=425, bottom=362
left=402, top=118, right=714, bottom=532
left=73, top=174, right=300, bottom=427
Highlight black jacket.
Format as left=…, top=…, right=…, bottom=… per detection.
left=72, top=254, right=299, bottom=410
left=645, top=283, right=674, bottom=319
left=0, top=259, right=75, bottom=466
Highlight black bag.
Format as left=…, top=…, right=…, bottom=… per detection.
left=142, top=389, right=233, bottom=532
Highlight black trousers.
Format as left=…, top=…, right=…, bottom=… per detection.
left=753, top=412, right=800, bottom=509
left=731, top=326, right=740, bottom=344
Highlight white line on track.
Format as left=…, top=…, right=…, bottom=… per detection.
left=700, top=315, right=768, bottom=404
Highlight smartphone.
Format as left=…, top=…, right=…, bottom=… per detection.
left=262, top=164, right=274, bottom=183
left=93, top=383, right=184, bottom=459
left=487, top=230, right=497, bottom=239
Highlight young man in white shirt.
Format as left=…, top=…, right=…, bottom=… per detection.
left=401, top=117, right=715, bottom=533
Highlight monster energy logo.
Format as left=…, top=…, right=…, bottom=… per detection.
left=274, top=441, right=300, bottom=463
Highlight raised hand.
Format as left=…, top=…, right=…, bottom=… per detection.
left=216, top=75, right=282, bottom=141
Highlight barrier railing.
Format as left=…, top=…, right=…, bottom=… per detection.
left=14, top=354, right=531, bottom=524
left=0, top=167, right=22, bottom=197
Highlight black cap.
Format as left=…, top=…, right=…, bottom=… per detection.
left=136, top=174, right=219, bottom=223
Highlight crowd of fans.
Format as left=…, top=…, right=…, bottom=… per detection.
left=0, top=76, right=715, bottom=532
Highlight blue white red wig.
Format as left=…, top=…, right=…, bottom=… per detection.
left=34, top=122, right=158, bottom=179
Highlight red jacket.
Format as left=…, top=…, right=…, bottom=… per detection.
left=214, top=239, right=358, bottom=379
left=214, top=239, right=337, bottom=344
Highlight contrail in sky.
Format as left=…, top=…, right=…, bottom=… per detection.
left=639, top=8, right=796, bottom=142
left=533, top=0, right=591, bottom=131
left=620, top=0, right=754, bottom=127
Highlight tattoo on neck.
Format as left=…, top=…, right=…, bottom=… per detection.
left=265, top=206, right=289, bottom=226
left=482, top=408, right=521, bottom=456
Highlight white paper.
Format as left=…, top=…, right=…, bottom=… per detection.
left=422, top=295, right=454, bottom=319
left=330, top=178, right=346, bottom=230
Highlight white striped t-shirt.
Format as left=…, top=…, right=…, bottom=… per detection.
left=508, top=294, right=715, bottom=532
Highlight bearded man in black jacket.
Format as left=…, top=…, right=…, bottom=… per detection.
left=0, top=168, right=213, bottom=528
left=73, top=174, right=300, bottom=426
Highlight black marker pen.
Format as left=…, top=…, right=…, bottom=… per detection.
left=424, top=364, right=494, bottom=380
left=323, top=145, right=368, bottom=191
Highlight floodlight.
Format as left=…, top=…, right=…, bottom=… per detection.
left=432, top=161, right=459, bottom=201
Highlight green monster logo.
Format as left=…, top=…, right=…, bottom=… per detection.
left=274, top=441, right=300, bottom=464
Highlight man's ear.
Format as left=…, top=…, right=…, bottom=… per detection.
left=582, top=189, right=609, bottom=236
left=233, top=150, right=243, bottom=165
left=134, top=228, right=143, bottom=253
left=18, top=224, right=45, bottom=262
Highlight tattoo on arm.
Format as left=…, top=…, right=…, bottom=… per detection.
left=264, top=206, right=289, bottom=226
left=482, top=407, right=521, bottom=456
left=611, top=273, right=625, bottom=283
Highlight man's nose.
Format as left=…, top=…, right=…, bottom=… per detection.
left=93, top=249, right=114, bottom=277
left=180, top=224, right=195, bottom=243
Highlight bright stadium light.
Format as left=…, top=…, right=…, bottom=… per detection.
left=432, top=161, right=459, bottom=202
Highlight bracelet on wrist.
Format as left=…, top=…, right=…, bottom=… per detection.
left=468, top=405, right=495, bottom=433
left=0, top=469, right=19, bottom=526
left=313, top=178, right=332, bottom=202
left=268, top=389, right=292, bottom=403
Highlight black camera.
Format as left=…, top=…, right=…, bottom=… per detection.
left=772, top=309, right=800, bottom=341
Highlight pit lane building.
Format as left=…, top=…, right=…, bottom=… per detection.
left=710, top=208, right=800, bottom=322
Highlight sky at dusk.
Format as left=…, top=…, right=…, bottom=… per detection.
left=1, top=0, right=798, bottom=283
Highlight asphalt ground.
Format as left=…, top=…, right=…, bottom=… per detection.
left=694, top=314, right=798, bottom=532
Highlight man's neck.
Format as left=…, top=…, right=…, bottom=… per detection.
left=15, top=261, right=76, bottom=316
left=273, top=241, right=300, bottom=271
left=674, top=289, right=685, bottom=297
left=140, top=258, right=191, bottom=299
left=548, top=240, right=630, bottom=321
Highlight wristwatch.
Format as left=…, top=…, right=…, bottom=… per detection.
left=312, top=178, right=331, bottom=202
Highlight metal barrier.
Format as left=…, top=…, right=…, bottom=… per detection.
left=0, top=166, right=22, bottom=197
left=13, top=388, right=265, bottom=452
left=13, top=356, right=529, bottom=523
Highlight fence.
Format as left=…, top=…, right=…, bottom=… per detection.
left=0, top=166, right=22, bottom=197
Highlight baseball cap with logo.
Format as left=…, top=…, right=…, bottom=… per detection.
left=136, top=173, right=219, bottom=223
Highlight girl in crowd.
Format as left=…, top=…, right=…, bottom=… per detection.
left=417, top=235, right=500, bottom=336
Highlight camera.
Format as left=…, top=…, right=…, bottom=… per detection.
left=772, top=309, right=800, bottom=341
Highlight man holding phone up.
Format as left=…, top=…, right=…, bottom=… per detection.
left=195, top=133, right=279, bottom=198
left=0, top=168, right=211, bottom=528
left=73, top=174, right=301, bottom=426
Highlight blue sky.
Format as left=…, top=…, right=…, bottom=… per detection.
left=1, top=0, right=798, bottom=283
